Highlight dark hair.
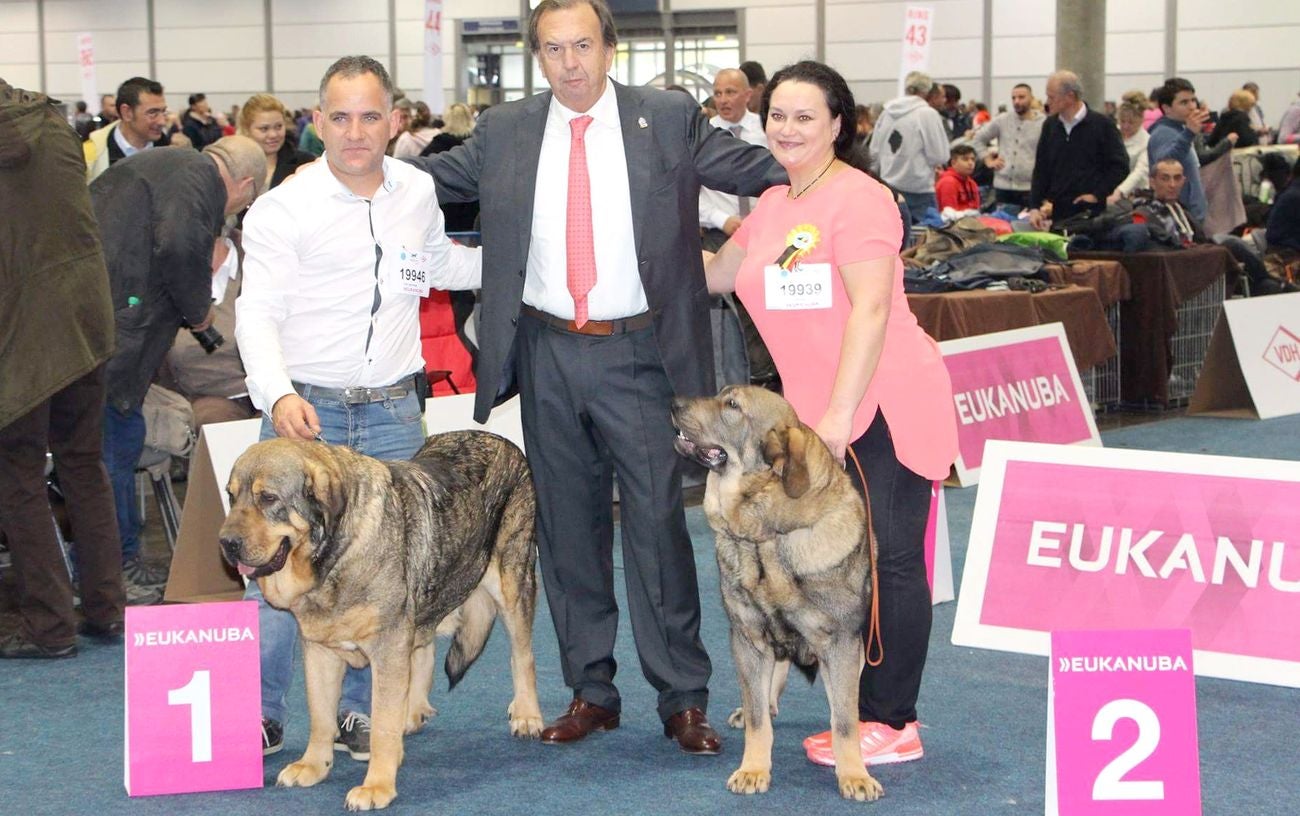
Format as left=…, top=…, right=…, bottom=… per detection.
left=528, top=0, right=617, bottom=54
left=942, top=83, right=961, bottom=103
left=1012, top=83, right=1032, bottom=94
left=761, top=61, right=856, bottom=161
left=188, top=92, right=206, bottom=107
left=950, top=144, right=975, bottom=160
left=319, top=56, right=394, bottom=108
left=115, top=77, right=164, bottom=114
left=738, top=61, right=767, bottom=87
left=1154, top=77, right=1195, bottom=110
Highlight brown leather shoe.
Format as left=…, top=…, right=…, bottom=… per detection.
left=540, top=698, right=620, bottom=744
left=664, top=707, right=722, bottom=755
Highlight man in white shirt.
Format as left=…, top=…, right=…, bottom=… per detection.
left=236, top=55, right=479, bottom=761
left=699, top=68, right=767, bottom=252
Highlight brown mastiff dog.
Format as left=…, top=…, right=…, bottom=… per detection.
left=218, top=430, right=544, bottom=810
left=671, top=385, right=882, bottom=802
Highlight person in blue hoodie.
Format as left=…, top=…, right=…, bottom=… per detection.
left=1147, top=77, right=1212, bottom=223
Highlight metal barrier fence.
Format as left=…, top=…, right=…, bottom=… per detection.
left=1080, top=302, right=1122, bottom=411
left=1167, top=276, right=1227, bottom=405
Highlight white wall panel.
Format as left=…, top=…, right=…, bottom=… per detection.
left=0, top=32, right=41, bottom=64
left=745, top=6, right=816, bottom=46
left=155, top=0, right=263, bottom=28
left=1177, top=27, right=1300, bottom=72
left=272, top=22, right=389, bottom=59
left=991, top=0, right=1053, bottom=37
left=44, top=28, right=150, bottom=64
left=1105, top=33, right=1163, bottom=75
left=1179, top=0, right=1300, bottom=29
left=43, top=0, right=147, bottom=30
left=1104, top=0, right=1164, bottom=34
left=271, top=0, right=388, bottom=24
left=991, top=35, right=1053, bottom=78
left=273, top=56, right=345, bottom=93
left=442, top=0, right=519, bottom=19
left=0, top=1, right=38, bottom=30
left=154, top=60, right=265, bottom=94
left=154, top=28, right=266, bottom=61
left=0, top=65, right=42, bottom=90
left=45, top=60, right=150, bottom=97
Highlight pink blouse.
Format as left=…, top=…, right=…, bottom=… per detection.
left=731, top=168, right=957, bottom=479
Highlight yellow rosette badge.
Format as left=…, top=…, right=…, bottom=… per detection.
left=775, top=224, right=821, bottom=270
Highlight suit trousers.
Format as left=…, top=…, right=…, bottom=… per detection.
left=516, top=312, right=711, bottom=722
left=0, top=365, right=124, bottom=647
left=846, top=410, right=933, bottom=729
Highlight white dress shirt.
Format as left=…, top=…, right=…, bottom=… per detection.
left=113, top=123, right=154, bottom=157
left=525, top=80, right=647, bottom=321
left=237, top=156, right=481, bottom=411
left=698, top=110, right=768, bottom=230
left=1061, top=102, right=1088, bottom=136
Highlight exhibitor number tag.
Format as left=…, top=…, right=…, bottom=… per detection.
left=764, top=262, right=832, bottom=310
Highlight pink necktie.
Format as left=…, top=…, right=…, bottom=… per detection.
left=567, top=115, right=596, bottom=327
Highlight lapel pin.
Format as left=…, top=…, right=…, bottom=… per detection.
left=638, top=116, right=648, bottom=129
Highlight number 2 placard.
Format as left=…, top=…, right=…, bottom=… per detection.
left=1048, top=629, right=1202, bottom=815
left=125, top=601, right=263, bottom=796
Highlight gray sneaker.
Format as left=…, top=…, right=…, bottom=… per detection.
left=334, top=710, right=371, bottom=761
left=125, top=579, right=162, bottom=606
left=123, top=556, right=170, bottom=587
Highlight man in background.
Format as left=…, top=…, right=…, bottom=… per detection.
left=870, top=70, right=951, bottom=220
left=969, top=83, right=1044, bottom=209
left=85, top=77, right=168, bottom=182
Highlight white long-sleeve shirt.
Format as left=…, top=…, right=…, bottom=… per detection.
left=698, top=111, right=767, bottom=230
left=236, top=156, right=480, bottom=411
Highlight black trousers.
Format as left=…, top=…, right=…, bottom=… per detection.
left=0, top=365, right=124, bottom=647
left=845, top=410, right=933, bottom=728
left=516, top=313, right=711, bottom=722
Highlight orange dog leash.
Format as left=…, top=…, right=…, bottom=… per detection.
left=846, top=446, right=884, bottom=668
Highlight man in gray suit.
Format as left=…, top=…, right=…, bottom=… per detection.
left=415, top=0, right=782, bottom=754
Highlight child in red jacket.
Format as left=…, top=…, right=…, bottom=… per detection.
left=935, top=144, right=981, bottom=212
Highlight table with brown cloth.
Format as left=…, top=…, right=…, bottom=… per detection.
left=1043, top=259, right=1130, bottom=308
left=906, top=284, right=1116, bottom=371
left=1074, top=245, right=1238, bottom=405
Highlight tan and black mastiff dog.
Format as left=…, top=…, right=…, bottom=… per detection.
left=218, top=430, right=544, bottom=811
left=671, top=385, right=883, bottom=802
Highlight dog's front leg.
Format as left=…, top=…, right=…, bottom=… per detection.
left=345, top=639, right=411, bottom=811
left=277, top=640, right=345, bottom=789
left=821, top=636, right=883, bottom=802
left=726, top=629, right=775, bottom=795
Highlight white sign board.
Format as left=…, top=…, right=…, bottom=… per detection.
left=898, top=6, right=935, bottom=95
left=1189, top=291, right=1300, bottom=419
left=424, top=0, right=444, bottom=109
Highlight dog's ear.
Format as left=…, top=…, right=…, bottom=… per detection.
left=301, top=447, right=347, bottom=533
left=763, top=426, right=813, bottom=499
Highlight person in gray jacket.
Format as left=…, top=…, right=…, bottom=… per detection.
left=969, top=83, right=1045, bottom=209
left=869, top=71, right=951, bottom=221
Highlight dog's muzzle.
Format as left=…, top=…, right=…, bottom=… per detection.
left=220, top=535, right=291, bottom=579
left=673, top=428, right=728, bottom=470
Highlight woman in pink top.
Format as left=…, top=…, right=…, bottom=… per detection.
left=705, top=60, right=957, bottom=769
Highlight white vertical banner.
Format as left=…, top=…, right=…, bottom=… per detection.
left=423, top=0, right=444, bottom=110
left=897, top=6, right=934, bottom=95
left=77, top=33, right=98, bottom=109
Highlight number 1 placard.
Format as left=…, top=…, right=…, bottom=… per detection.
left=124, top=601, right=263, bottom=796
left=1047, top=629, right=1202, bottom=815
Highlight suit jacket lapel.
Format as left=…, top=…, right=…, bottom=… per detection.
left=615, top=82, right=652, bottom=256
left=514, top=92, right=550, bottom=264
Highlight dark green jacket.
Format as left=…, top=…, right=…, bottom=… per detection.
left=0, top=80, right=113, bottom=428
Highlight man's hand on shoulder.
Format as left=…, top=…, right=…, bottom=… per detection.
left=271, top=394, right=322, bottom=440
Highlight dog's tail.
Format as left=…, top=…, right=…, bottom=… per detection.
left=444, top=588, right=498, bottom=690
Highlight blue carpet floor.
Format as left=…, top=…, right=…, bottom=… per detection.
left=2, top=413, right=1297, bottom=815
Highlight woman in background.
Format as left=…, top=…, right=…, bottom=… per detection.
left=237, top=93, right=314, bottom=194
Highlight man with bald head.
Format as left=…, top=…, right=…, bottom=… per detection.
left=1026, top=70, right=1129, bottom=231
left=699, top=68, right=767, bottom=251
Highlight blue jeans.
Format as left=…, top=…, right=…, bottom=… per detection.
left=900, top=191, right=937, bottom=224
left=247, top=383, right=426, bottom=726
left=102, top=404, right=145, bottom=563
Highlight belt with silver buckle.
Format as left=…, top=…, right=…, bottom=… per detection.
left=293, top=375, right=416, bottom=405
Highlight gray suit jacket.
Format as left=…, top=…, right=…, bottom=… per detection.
left=414, top=81, right=784, bottom=422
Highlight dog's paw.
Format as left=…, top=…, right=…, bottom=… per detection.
left=726, top=706, right=745, bottom=729
left=837, top=771, right=884, bottom=802
left=404, top=699, right=437, bottom=734
left=345, top=782, right=397, bottom=811
left=507, top=699, right=544, bottom=738
left=276, top=758, right=331, bottom=788
left=726, top=767, right=771, bottom=795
